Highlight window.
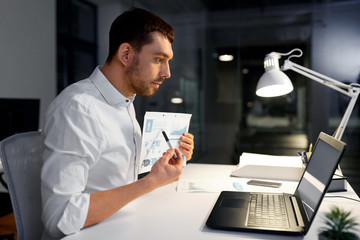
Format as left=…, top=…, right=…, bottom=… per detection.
left=57, top=0, right=97, bottom=93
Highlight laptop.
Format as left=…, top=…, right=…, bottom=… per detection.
left=206, top=132, right=346, bottom=235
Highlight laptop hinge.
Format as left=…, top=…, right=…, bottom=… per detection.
left=290, top=197, right=305, bottom=227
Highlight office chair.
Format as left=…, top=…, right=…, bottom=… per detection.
left=0, top=131, right=44, bottom=240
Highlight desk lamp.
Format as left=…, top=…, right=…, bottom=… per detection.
left=256, top=48, right=360, bottom=141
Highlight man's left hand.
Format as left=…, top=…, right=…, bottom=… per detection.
left=178, top=133, right=194, bottom=161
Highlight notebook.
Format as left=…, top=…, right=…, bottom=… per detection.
left=206, top=132, right=346, bottom=235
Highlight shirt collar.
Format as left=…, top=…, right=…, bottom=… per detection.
left=90, top=66, right=135, bottom=107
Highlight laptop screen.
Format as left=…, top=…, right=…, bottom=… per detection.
left=295, top=132, right=345, bottom=222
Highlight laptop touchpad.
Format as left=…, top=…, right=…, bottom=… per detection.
left=220, top=198, right=245, bottom=208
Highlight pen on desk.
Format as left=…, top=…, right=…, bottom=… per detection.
left=161, top=130, right=177, bottom=159
left=302, top=151, right=308, bottom=164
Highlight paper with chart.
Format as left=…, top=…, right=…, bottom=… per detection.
left=139, top=112, right=192, bottom=174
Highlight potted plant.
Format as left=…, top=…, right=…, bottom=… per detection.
left=319, top=206, right=359, bottom=240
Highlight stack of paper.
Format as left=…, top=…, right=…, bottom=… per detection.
left=231, top=152, right=305, bottom=181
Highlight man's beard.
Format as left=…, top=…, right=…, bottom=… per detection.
left=125, top=55, right=161, bottom=97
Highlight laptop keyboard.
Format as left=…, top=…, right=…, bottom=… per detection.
left=247, top=193, right=290, bottom=229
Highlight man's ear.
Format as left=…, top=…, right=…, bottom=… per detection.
left=116, top=43, right=133, bottom=66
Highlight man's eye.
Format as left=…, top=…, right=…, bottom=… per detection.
left=156, top=58, right=164, bottom=63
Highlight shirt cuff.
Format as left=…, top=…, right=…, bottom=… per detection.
left=57, top=193, right=90, bottom=235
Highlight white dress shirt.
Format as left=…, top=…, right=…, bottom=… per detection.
left=41, top=67, right=142, bottom=238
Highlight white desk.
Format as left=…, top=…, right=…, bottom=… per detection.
left=62, top=164, right=360, bottom=240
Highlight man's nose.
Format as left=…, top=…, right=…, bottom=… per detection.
left=160, top=62, right=171, bottom=79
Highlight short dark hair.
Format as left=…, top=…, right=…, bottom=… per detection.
left=106, top=8, right=174, bottom=63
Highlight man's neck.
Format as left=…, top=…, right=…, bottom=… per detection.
left=101, top=63, right=133, bottom=98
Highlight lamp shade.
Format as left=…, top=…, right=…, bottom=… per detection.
left=256, top=52, right=294, bottom=97
left=256, top=70, right=294, bottom=97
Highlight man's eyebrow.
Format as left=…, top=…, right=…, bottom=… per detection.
left=153, top=52, right=173, bottom=60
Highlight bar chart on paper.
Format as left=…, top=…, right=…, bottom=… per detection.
left=139, top=112, right=192, bottom=174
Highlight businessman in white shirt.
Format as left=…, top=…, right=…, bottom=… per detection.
left=41, top=8, right=194, bottom=239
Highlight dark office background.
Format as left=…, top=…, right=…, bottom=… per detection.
left=54, top=0, right=360, bottom=195
left=1, top=0, right=359, bottom=192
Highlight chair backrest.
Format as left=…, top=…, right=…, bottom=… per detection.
left=0, top=131, right=43, bottom=240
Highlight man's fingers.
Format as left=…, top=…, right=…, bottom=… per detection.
left=172, top=148, right=183, bottom=165
left=180, top=134, right=194, bottom=145
left=161, top=148, right=175, bottom=161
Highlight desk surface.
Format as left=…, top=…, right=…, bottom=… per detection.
left=62, top=164, right=360, bottom=240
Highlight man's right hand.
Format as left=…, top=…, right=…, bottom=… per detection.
left=147, top=148, right=183, bottom=188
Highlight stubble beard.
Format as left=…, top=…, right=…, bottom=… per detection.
left=125, top=55, right=159, bottom=97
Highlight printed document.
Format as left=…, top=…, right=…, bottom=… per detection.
left=139, top=112, right=192, bottom=174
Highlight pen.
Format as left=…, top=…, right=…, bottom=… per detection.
left=161, top=130, right=177, bottom=159
left=297, top=151, right=307, bottom=165
left=308, top=143, right=313, bottom=152
left=302, top=151, right=308, bottom=164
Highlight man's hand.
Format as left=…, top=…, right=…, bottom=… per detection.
left=179, top=133, right=194, bottom=161
left=147, top=148, right=183, bottom=188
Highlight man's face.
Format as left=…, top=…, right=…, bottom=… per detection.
left=125, top=31, right=173, bottom=97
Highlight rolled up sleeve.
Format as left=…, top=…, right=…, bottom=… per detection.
left=41, top=98, right=103, bottom=237
left=57, top=192, right=90, bottom=235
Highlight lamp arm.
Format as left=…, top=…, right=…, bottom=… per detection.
left=282, top=60, right=360, bottom=140
left=335, top=91, right=360, bottom=140
left=283, top=60, right=352, bottom=96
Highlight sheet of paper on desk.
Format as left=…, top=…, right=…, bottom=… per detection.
left=139, top=112, right=192, bottom=174
left=231, top=152, right=304, bottom=181
left=177, top=179, right=243, bottom=193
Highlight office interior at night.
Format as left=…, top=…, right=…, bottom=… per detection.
left=1, top=0, right=360, bottom=238
left=92, top=0, right=360, bottom=194
left=2, top=0, right=360, bottom=191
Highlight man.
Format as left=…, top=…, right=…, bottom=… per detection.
left=41, top=8, right=194, bottom=239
